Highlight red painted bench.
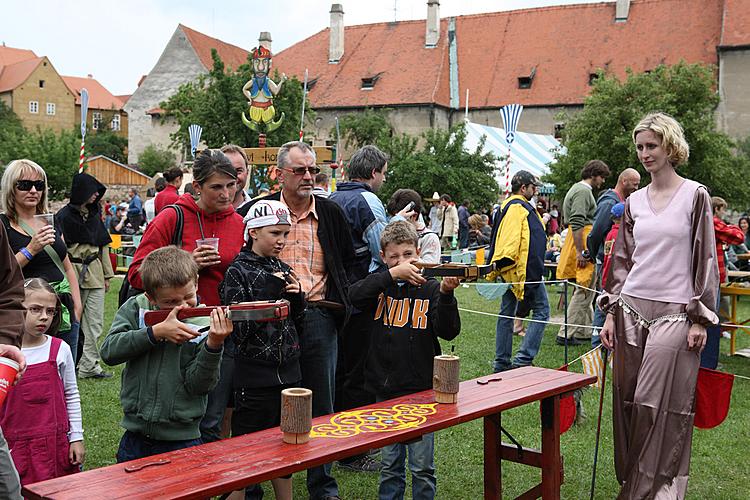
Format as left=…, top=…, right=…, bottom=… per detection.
left=23, top=366, right=595, bottom=499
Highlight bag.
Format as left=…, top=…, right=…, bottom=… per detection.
left=118, top=205, right=184, bottom=306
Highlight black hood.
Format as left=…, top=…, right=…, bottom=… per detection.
left=69, top=173, right=106, bottom=206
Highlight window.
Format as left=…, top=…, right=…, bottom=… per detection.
left=92, top=112, right=102, bottom=130
left=517, top=67, right=536, bottom=90
left=361, top=73, right=382, bottom=90
left=588, top=73, right=599, bottom=86
left=554, top=122, right=565, bottom=140
left=46, top=103, right=56, bottom=115
left=111, top=113, right=121, bottom=131
left=39, top=80, right=45, bottom=88
left=29, top=101, right=39, bottom=114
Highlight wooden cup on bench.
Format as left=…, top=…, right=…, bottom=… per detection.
left=433, top=355, right=460, bottom=404
left=280, top=387, right=313, bottom=444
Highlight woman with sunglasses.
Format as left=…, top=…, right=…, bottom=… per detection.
left=0, top=160, right=83, bottom=362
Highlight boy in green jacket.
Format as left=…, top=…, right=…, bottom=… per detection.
left=101, top=246, right=231, bottom=462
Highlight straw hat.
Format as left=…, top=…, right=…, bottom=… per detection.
left=424, top=191, right=441, bottom=202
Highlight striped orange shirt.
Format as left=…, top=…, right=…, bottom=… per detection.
left=280, top=193, right=328, bottom=302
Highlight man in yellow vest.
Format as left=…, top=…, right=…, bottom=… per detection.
left=555, top=160, right=610, bottom=344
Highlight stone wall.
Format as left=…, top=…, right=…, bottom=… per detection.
left=12, top=58, right=75, bottom=133
left=124, top=27, right=206, bottom=164
left=718, top=49, right=750, bottom=141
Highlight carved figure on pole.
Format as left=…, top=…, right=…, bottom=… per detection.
left=242, top=45, right=286, bottom=135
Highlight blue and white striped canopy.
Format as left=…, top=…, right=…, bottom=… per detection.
left=463, top=120, right=565, bottom=183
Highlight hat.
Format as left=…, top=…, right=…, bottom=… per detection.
left=242, top=200, right=291, bottom=241
left=423, top=191, right=441, bottom=202
left=510, top=170, right=543, bottom=192
left=117, top=202, right=128, bottom=210
left=611, top=202, right=625, bottom=218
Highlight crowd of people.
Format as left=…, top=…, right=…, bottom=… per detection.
left=0, top=111, right=736, bottom=499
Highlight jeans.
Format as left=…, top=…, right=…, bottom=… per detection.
left=591, top=262, right=605, bottom=348
left=494, top=283, right=550, bottom=372
left=199, top=337, right=235, bottom=443
left=701, top=286, right=722, bottom=369
left=458, top=227, right=469, bottom=249
left=116, top=430, right=202, bottom=463
left=300, top=307, right=339, bottom=499
left=378, top=432, right=436, bottom=500
left=58, top=321, right=80, bottom=364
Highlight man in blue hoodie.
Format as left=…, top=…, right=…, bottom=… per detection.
left=329, top=145, right=410, bottom=472
left=586, top=168, right=640, bottom=346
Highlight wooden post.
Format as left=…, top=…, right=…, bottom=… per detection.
left=280, top=388, right=312, bottom=444
left=433, top=355, right=460, bottom=404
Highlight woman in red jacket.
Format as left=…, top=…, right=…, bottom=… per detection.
left=127, top=150, right=245, bottom=306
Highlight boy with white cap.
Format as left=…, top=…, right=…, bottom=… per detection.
left=220, top=199, right=305, bottom=500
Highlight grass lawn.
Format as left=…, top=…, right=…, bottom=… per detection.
left=79, top=278, right=750, bottom=499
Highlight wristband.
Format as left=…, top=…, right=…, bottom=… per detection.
left=19, top=247, right=33, bottom=260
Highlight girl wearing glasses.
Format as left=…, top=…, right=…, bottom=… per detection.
left=0, top=278, right=84, bottom=486
left=0, top=160, right=83, bottom=363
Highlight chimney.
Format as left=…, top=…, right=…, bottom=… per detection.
left=87, top=74, right=93, bottom=79
left=615, top=0, right=630, bottom=22
left=258, top=31, right=272, bottom=52
left=425, top=0, right=440, bottom=47
left=329, top=4, right=344, bottom=63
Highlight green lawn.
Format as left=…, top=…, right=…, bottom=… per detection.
left=80, top=279, right=750, bottom=498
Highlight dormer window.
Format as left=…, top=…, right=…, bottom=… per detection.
left=361, top=73, right=382, bottom=90
left=588, top=73, right=599, bottom=86
left=307, top=77, right=318, bottom=91
left=517, top=67, right=536, bottom=89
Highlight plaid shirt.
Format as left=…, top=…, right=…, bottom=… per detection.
left=280, top=194, right=328, bottom=302
left=713, top=216, right=744, bottom=282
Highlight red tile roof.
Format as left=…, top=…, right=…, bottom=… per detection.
left=62, top=75, right=124, bottom=110
left=0, top=57, right=43, bottom=93
left=721, top=0, right=750, bottom=47
left=116, top=94, right=132, bottom=105
left=0, top=45, right=37, bottom=66
left=273, top=0, right=743, bottom=109
left=179, top=24, right=250, bottom=71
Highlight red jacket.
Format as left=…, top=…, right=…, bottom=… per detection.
left=601, top=223, right=620, bottom=289
left=713, top=216, right=744, bottom=283
left=128, top=194, right=245, bottom=305
left=154, top=184, right=181, bottom=214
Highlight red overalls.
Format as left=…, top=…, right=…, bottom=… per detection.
left=0, top=337, right=78, bottom=485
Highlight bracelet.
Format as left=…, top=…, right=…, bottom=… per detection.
left=19, top=247, right=33, bottom=260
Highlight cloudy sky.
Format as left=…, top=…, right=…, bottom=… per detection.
left=3, top=0, right=607, bottom=95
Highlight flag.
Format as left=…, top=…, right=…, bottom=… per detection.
left=500, top=104, right=523, bottom=145
left=188, top=124, right=203, bottom=159
left=581, top=346, right=605, bottom=388
left=78, top=88, right=89, bottom=173
left=694, top=367, right=734, bottom=429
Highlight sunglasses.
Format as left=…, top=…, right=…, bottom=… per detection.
left=16, top=180, right=46, bottom=192
left=282, top=166, right=321, bottom=176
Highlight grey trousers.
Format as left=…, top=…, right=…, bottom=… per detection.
left=557, top=284, right=596, bottom=339
left=0, top=427, right=22, bottom=499
left=78, top=287, right=106, bottom=377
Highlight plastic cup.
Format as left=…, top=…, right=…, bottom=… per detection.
left=196, top=238, right=220, bottom=251
left=34, top=213, right=54, bottom=229
left=0, top=357, right=20, bottom=406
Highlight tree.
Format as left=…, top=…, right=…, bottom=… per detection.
left=547, top=62, right=750, bottom=205
left=337, top=111, right=500, bottom=210
left=87, top=110, right=128, bottom=164
left=138, top=145, right=176, bottom=177
left=161, top=49, right=313, bottom=151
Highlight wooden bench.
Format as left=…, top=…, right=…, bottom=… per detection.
left=23, top=367, right=595, bottom=500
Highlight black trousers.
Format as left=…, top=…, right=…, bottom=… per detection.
left=335, top=311, right=375, bottom=412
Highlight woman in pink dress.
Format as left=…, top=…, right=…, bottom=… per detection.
left=599, top=112, right=718, bottom=499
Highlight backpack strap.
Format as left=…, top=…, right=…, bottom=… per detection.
left=165, top=204, right=184, bottom=247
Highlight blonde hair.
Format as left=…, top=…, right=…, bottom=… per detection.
left=632, top=112, right=690, bottom=166
left=711, top=196, right=727, bottom=213
left=139, top=246, right=198, bottom=295
left=468, top=214, right=484, bottom=230
left=380, top=220, right=419, bottom=250
left=1, top=159, right=49, bottom=221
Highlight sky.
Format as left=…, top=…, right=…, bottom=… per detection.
left=2, top=0, right=607, bottom=96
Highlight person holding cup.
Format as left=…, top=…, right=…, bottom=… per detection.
left=0, top=160, right=83, bottom=362
left=128, top=149, right=245, bottom=307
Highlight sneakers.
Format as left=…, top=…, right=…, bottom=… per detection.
left=556, top=337, right=582, bottom=346
left=79, top=371, right=113, bottom=379
left=337, top=454, right=382, bottom=473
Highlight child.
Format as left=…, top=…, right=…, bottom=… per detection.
left=349, top=221, right=461, bottom=500
left=0, top=278, right=84, bottom=485
left=220, top=199, right=304, bottom=500
left=100, top=246, right=231, bottom=462
left=601, top=202, right=625, bottom=289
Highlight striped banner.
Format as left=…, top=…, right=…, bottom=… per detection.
left=78, top=89, right=89, bottom=173
left=500, top=104, right=523, bottom=194
left=581, top=346, right=604, bottom=388
left=188, top=124, right=203, bottom=158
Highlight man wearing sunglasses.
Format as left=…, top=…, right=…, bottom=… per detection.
left=238, top=141, right=355, bottom=500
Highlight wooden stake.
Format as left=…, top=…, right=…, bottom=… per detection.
left=433, top=355, right=460, bottom=404
left=280, top=388, right=313, bottom=444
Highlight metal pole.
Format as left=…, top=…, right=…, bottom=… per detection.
left=563, top=280, right=569, bottom=365
left=590, top=348, right=609, bottom=500
left=299, top=68, right=308, bottom=140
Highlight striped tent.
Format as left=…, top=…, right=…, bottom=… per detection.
left=463, top=121, right=565, bottom=193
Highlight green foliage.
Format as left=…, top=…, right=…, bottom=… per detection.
left=337, top=110, right=500, bottom=210
left=161, top=49, right=313, bottom=152
left=87, top=125, right=128, bottom=164
left=548, top=62, right=750, bottom=206
left=137, top=144, right=176, bottom=177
